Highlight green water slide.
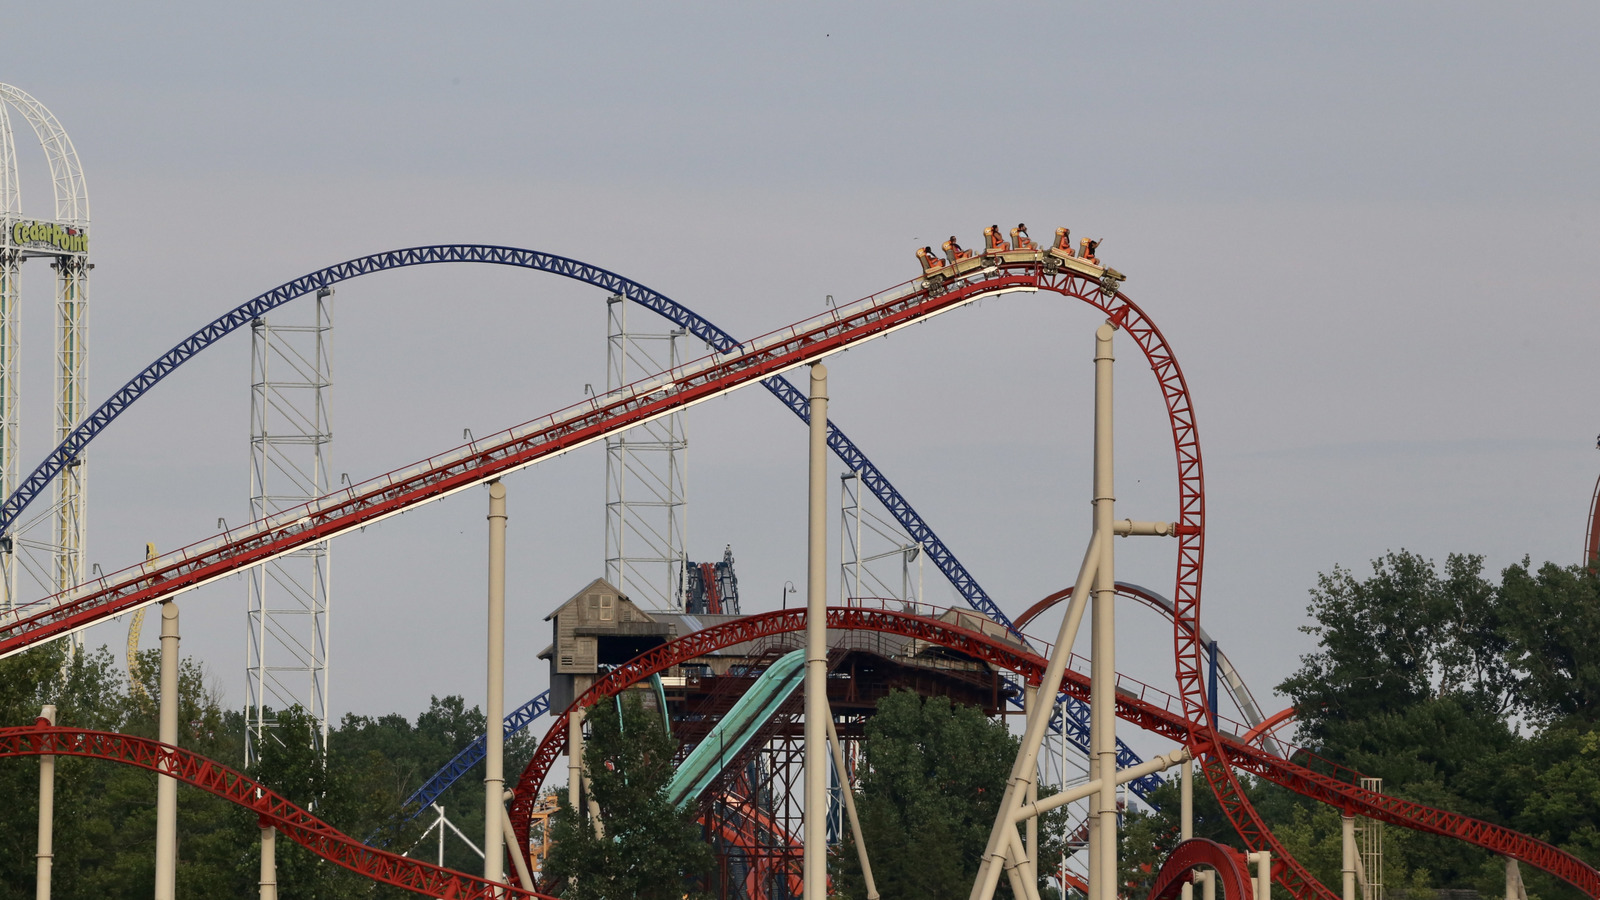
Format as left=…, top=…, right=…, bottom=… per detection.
left=665, top=648, right=807, bottom=810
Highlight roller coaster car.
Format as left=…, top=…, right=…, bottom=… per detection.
left=920, top=225, right=1118, bottom=287
left=980, top=223, right=1052, bottom=269
left=1043, top=227, right=1116, bottom=278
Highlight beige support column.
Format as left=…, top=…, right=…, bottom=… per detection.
left=259, top=824, right=277, bottom=900
left=972, top=320, right=1126, bottom=900
left=969, top=510, right=1104, bottom=898
left=1342, top=814, right=1357, bottom=900
left=826, top=714, right=878, bottom=900
left=1250, top=850, right=1272, bottom=900
left=154, top=600, right=180, bottom=900
left=501, top=797, right=535, bottom=893
left=803, top=362, right=829, bottom=900
left=566, top=704, right=586, bottom=889
left=1198, top=868, right=1215, bottom=900
left=568, top=706, right=584, bottom=814
left=484, top=480, right=507, bottom=887
left=1089, top=322, right=1118, bottom=900
left=1505, top=858, right=1525, bottom=900
left=584, top=773, right=604, bottom=839
left=1024, top=683, right=1039, bottom=887
left=36, top=705, right=56, bottom=900
left=1181, top=757, right=1194, bottom=900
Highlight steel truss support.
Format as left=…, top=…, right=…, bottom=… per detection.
left=0, top=85, right=90, bottom=627
left=604, top=293, right=688, bottom=610
left=839, top=471, right=922, bottom=609
left=245, top=289, right=333, bottom=765
left=51, top=256, right=87, bottom=609
left=0, top=247, right=16, bottom=614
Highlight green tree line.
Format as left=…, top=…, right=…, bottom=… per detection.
left=0, top=640, right=537, bottom=899
left=7, top=550, right=1599, bottom=900
left=1120, top=552, right=1600, bottom=900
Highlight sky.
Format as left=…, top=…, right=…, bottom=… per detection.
left=2, top=3, right=1597, bottom=759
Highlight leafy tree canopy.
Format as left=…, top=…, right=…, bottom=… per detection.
left=543, top=692, right=713, bottom=900
left=1274, top=551, right=1600, bottom=899
left=834, top=690, right=1067, bottom=900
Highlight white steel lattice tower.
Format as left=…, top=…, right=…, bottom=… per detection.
left=603, top=294, right=688, bottom=610
left=1359, top=777, right=1384, bottom=900
left=0, top=101, right=18, bottom=612
left=0, top=85, right=91, bottom=617
left=245, top=290, right=333, bottom=764
left=838, top=472, right=923, bottom=609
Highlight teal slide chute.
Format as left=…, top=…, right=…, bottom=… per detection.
left=665, top=648, right=807, bottom=810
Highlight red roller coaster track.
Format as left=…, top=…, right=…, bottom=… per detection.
left=0, top=250, right=1584, bottom=898
left=506, top=607, right=1600, bottom=899
left=1145, top=839, right=1256, bottom=900
left=1585, top=473, right=1600, bottom=566
left=0, top=721, right=551, bottom=900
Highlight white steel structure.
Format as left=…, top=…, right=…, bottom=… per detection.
left=0, top=85, right=91, bottom=621
left=603, top=293, right=689, bottom=610
left=839, top=471, right=923, bottom=609
left=245, top=290, right=334, bottom=764
left=1359, top=777, right=1385, bottom=900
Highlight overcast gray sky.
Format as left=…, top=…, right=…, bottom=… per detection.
left=3, top=3, right=1597, bottom=750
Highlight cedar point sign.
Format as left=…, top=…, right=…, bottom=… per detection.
left=7, top=219, right=88, bottom=256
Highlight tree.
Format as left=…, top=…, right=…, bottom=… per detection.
left=834, top=690, right=1066, bottom=900
left=1279, top=550, right=1514, bottom=755
left=543, top=693, right=712, bottom=900
left=1498, top=558, right=1600, bottom=725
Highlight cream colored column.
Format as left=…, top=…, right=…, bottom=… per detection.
left=966, top=323, right=1120, bottom=900
left=1023, top=683, right=1039, bottom=886
left=565, top=703, right=587, bottom=890
left=154, top=601, right=180, bottom=900
left=803, top=363, right=829, bottom=900
left=1181, top=757, right=1194, bottom=900
left=36, top=705, right=56, bottom=900
left=1251, top=850, right=1272, bottom=900
left=259, top=825, right=277, bottom=900
left=1342, top=815, right=1357, bottom=900
left=568, top=706, right=584, bottom=813
left=484, top=480, right=507, bottom=888
left=1089, top=323, right=1118, bottom=900
left=502, top=797, right=535, bottom=893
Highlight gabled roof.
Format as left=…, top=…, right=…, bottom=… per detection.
left=543, top=577, right=637, bottom=621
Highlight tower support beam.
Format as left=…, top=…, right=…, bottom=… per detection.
left=803, top=362, right=828, bottom=900
left=484, top=480, right=507, bottom=887
left=603, top=293, right=688, bottom=610
left=35, top=703, right=55, bottom=900
left=245, top=290, right=333, bottom=764
left=154, top=600, right=179, bottom=900
left=1089, top=322, right=1118, bottom=900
